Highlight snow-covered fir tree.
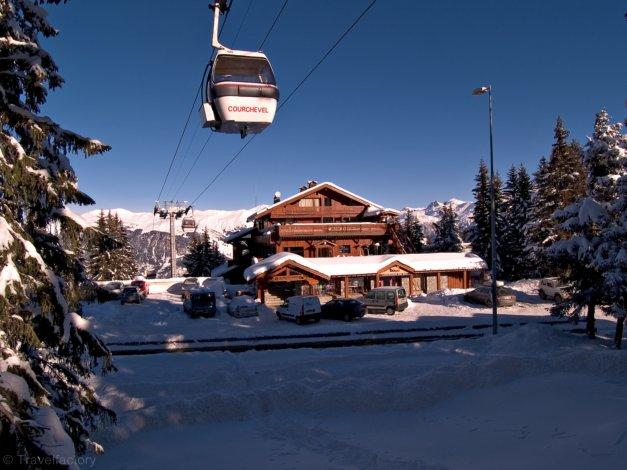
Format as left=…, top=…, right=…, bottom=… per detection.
left=471, top=160, right=491, bottom=262
left=500, top=165, right=533, bottom=280
left=432, top=204, right=463, bottom=252
left=86, top=211, right=137, bottom=280
left=525, top=117, right=586, bottom=275
left=549, top=110, right=625, bottom=342
left=470, top=160, right=506, bottom=275
left=183, top=228, right=226, bottom=276
left=0, top=0, right=114, bottom=463
left=402, top=209, right=424, bottom=253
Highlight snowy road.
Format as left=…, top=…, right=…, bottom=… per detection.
left=91, top=325, right=627, bottom=469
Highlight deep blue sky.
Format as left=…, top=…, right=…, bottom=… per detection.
left=42, top=0, right=625, bottom=212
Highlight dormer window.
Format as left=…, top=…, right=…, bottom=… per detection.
left=298, top=198, right=321, bottom=207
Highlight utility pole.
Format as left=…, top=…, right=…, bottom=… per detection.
left=473, top=85, right=498, bottom=335
left=154, top=201, right=188, bottom=278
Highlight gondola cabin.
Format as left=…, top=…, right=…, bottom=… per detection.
left=200, top=49, right=279, bottom=137
left=181, top=217, right=197, bottom=232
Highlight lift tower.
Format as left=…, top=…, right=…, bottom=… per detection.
left=154, top=201, right=190, bottom=278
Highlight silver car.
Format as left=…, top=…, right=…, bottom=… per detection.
left=464, top=285, right=516, bottom=307
left=538, top=278, right=570, bottom=302
left=363, top=287, right=408, bottom=315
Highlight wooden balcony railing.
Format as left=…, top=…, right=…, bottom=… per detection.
left=270, top=205, right=365, bottom=219
left=277, top=223, right=388, bottom=239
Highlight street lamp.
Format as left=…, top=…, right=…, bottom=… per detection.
left=473, top=85, right=498, bottom=335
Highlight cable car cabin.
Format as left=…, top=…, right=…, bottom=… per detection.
left=181, top=217, right=197, bottom=232
left=200, top=50, right=279, bottom=137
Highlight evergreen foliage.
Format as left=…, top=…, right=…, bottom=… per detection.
left=500, top=165, right=533, bottom=280
left=432, top=204, right=463, bottom=252
left=525, top=117, right=587, bottom=275
left=0, top=1, right=114, bottom=463
left=548, top=110, right=626, bottom=344
left=183, top=228, right=226, bottom=276
left=471, top=160, right=491, bottom=262
left=470, top=160, right=506, bottom=275
left=87, top=211, right=138, bottom=281
left=402, top=209, right=424, bottom=253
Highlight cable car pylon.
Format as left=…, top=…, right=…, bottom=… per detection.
left=200, top=0, right=279, bottom=138
left=154, top=201, right=188, bottom=278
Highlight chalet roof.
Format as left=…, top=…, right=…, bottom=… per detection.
left=223, top=226, right=254, bottom=243
left=246, top=181, right=400, bottom=222
left=244, top=252, right=487, bottom=281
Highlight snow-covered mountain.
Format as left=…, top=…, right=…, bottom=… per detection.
left=81, top=207, right=263, bottom=277
left=402, top=198, right=475, bottom=240
left=81, top=200, right=474, bottom=277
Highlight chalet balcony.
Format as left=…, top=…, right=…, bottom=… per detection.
left=277, top=222, right=389, bottom=239
left=271, top=205, right=365, bottom=219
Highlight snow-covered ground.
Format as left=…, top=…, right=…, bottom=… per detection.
left=82, top=280, right=615, bottom=351
left=90, top=324, right=627, bottom=469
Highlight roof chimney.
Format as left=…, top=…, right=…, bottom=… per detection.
left=273, top=191, right=281, bottom=203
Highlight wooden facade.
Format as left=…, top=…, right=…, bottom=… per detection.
left=227, top=182, right=404, bottom=270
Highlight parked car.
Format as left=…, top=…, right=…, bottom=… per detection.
left=322, top=298, right=366, bottom=322
left=363, top=287, right=408, bottom=315
left=276, top=296, right=321, bottom=325
left=538, top=278, right=570, bottom=301
left=131, top=279, right=150, bottom=298
left=464, top=284, right=517, bottom=307
left=181, top=277, right=199, bottom=299
left=183, top=289, right=216, bottom=318
left=228, top=295, right=258, bottom=318
left=121, top=286, right=142, bottom=305
left=104, top=281, right=125, bottom=299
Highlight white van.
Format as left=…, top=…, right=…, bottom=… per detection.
left=276, top=296, right=322, bottom=325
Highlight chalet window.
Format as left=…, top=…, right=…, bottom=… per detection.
left=323, top=217, right=333, bottom=223
left=317, top=247, right=333, bottom=257
left=285, top=246, right=304, bottom=257
left=298, top=198, right=320, bottom=207
left=339, top=245, right=351, bottom=255
left=324, top=197, right=332, bottom=206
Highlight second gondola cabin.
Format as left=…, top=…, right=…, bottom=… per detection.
left=200, top=49, right=279, bottom=137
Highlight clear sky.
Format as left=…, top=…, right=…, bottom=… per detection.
left=42, top=0, right=626, bottom=212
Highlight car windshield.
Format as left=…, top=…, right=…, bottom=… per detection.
left=191, top=295, right=212, bottom=306
left=397, top=289, right=406, bottom=298
left=213, top=55, right=276, bottom=85
left=123, top=288, right=136, bottom=294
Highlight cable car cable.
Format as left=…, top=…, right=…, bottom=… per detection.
left=277, top=0, right=377, bottom=112
left=187, top=0, right=378, bottom=206
left=154, top=0, right=235, bottom=203
left=171, top=131, right=214, bottom=201
left=258, top=0, right=289, bottom=50
left=232, top=0, right=255, bottom=47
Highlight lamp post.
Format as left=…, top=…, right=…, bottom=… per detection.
left=473, top=85, right=498, bottom=335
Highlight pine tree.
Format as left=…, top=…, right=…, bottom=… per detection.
left=549, top=110, right=625, bottom=341
left=183, top=228, right=226, bottom=276
left=87, top=212, right=137, bottom=280
left=525, top=117, right=587, bottom=275
left=0, top=1, right=114, bottom=462
left=433, top=204, right=463, bottom=252
left=501, top=165, right=533, bottom=280
left=402, top=209, right=424, bottom=253
left=471, top=160, right=491, bottom=262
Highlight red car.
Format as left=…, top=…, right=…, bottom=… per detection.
left=131, top=279, right=150, bottom=298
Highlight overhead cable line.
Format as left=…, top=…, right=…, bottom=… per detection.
left=188, top=0, right=378, bottom=206
left=154, top=0, right=234, bottom=203
left=258, top=0, right=289, bottom=50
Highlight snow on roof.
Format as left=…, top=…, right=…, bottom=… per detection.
left=211, top=262, right=239, bottom=278
left=247, top=182, right=399, bottom=222
left=224, top=226, right=254, bottom=243
left=244, top=252, right=487, bottom=281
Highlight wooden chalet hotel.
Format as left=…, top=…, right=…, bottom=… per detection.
left=216, top=181, right=486, bottom=305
